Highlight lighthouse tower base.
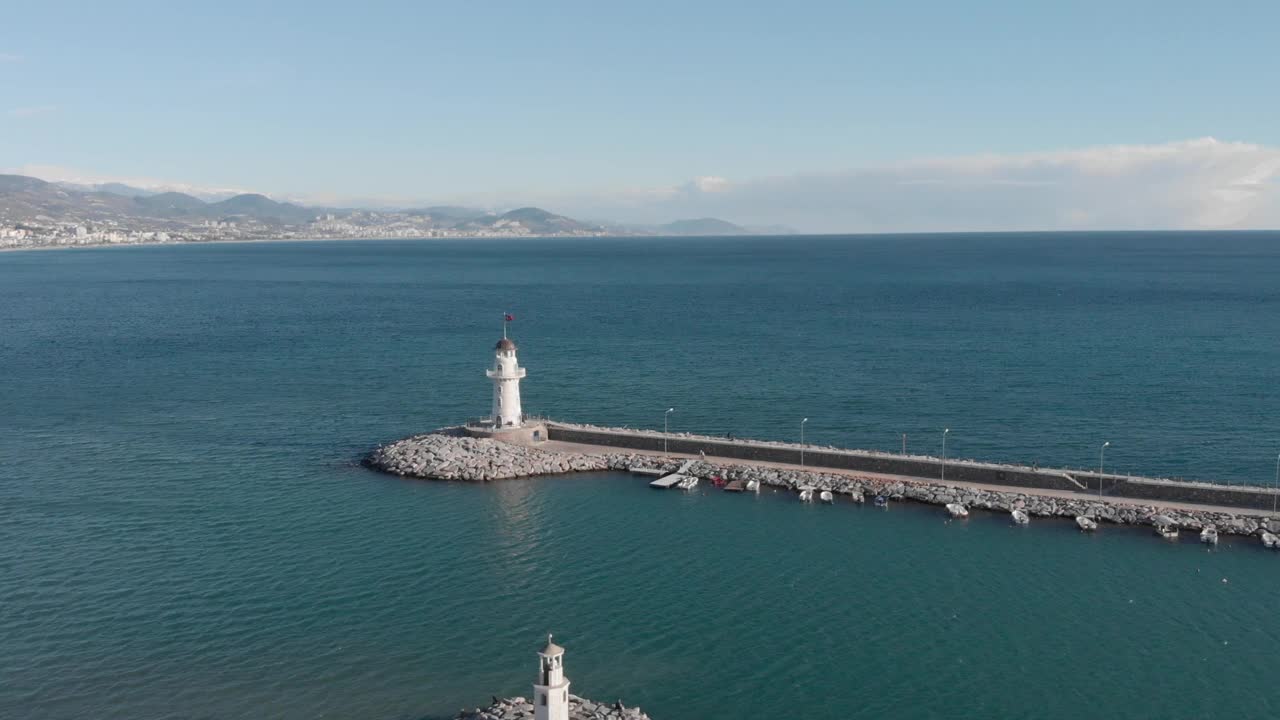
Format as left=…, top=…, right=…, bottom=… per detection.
left=464, top=421, right=548, bottom=447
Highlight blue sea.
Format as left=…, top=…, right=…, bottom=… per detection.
left=2, top=232, right=1279, bottom=719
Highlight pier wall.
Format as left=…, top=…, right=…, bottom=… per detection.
left=545, top=424, right=1276, bottom=512
left=1107, top=477, right=1276, bottom=510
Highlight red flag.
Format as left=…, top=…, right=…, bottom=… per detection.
left=504, top=314, right=515, bottom=321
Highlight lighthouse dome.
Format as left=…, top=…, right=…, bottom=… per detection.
left=495, top=338, right=517, bottom=351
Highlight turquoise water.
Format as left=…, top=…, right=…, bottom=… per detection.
left=2, top=233, right=1279, bottom=719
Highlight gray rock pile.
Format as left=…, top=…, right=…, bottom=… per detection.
left=365, top=429, right=671, bottom=482
left=675, top=460, right=1277, bottom=538
left=455, top=695, right=650, bottom=720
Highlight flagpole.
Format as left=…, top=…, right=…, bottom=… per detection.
left=503, top=313, right=507, bottom=339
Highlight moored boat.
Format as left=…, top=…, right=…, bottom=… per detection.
left=1011, top=509, right=1030, bottom=525
left=746, top=479, right=760, bottom=493
left=1261, top=531, right=1279, bottom=549
left=677, top=476, right=698, bottom=490
left=819, top=490, right=834, bottom=504
left=1076, top=516, right=1098, bottom=531
left=946, top=503, right=968, bottom=518
left=798, top=488, right=814, bottom=503
left=850, top=490, right=865, bottom=503
left=873, top=495, right=888, bottom=508
left=1153, top=515, right=1179, bottom=540
left=1200, top=525, right=1219, bottom=545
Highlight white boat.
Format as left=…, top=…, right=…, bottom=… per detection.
left=677, top=476, right=698, bottom=490
left=1261, top=531, right=1279, bottom=549
left=819, top=490, right=834, bottom=504
left=849, top=490, right=865, bottom=503
left=798, top=488, right=815, bottom=503
left=1153, top=515, right=1178, bottom=540
left=1011, top=509, right=1030, bottom=525
left=1199, top=526, right=1219, bottom=545
left=1075, top=516, right=1098, bottom=531
left=746, top=479, right=760, bottom=493
left=946, top=503, right=968, bottom=518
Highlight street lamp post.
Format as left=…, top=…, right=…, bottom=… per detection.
left=1099, top=441, right=1110, bottom=498
left=941, top=428, right=950, bottom=481
left=663, top=408, right=675, bottom=453
left=902, top=433, right=907, bottom=455
left=800, top=418, right=809, bottom=466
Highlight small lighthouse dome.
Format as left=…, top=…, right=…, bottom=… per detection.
left=495, top=338, right=517, bottom=351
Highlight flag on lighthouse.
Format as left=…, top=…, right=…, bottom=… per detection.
left=505, top=314, right=515, bottom=322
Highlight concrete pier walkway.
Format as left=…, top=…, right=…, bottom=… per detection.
left=540, top=438, right=1268, bottom=518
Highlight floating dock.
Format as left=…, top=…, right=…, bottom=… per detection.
left=723, top=479, right=746, bottom=492
left=649, top=459, right=699, bottom=489
left=630, top=467, right=664, bottom=477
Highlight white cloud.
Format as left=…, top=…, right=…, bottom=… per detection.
left=6, top=164, right=253, bottom=201
left=546, top=138, right=1280, bottom=232
left=6, top=105, right=56, bottom=118
left=691, top=176, right=730, bottom=193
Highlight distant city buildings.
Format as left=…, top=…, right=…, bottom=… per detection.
left=0, top=211, right=606, bottom=250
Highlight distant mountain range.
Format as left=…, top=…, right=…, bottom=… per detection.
left=0, top=174, right=320, bottom=225
left=0, top=173, right=773, bottom=238
left=653, top=218, right=752, bottom=236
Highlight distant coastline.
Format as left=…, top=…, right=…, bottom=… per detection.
left=0, top=234, right=600, bottom=254
left=0, top=232, right=788, bottom=254
left=1, top=172, right=773, bottom=252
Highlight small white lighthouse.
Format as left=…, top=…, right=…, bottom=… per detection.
left=533, top=634, right=570, bottom=720
left=486, top=335, right=526, bottom=428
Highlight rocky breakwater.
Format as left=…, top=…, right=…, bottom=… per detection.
left=456, top=695, right=650, bottom=720
left=365, top=428, right=669, bottom=482
left=672, top=459, right=1278, bottom=539
left=365, top=428, right=1278, bottom=541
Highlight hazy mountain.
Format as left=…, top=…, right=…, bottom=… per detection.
left=602, top=217, right=758, bottom=236
left=405, top=205, right=491, bottom=222
left=0, top=175, right=320, bottom=226
left=0, top=174, right=133, bottom=220
left=133, top=191, right=207, bottom=216
left=101, top=182, right=154, bottom=197
left=459, top=207, right=603, bottom=235
left=208, top=194, right=318, bottom=224
left=656, top=218, right=750, bottom=236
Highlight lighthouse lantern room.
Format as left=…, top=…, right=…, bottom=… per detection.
left=533, top=634, right=570, bottom=720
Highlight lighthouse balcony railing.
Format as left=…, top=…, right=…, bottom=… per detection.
left=485, top=368, right=528, bottom=379
left=463, top=414, right=552, bottom=428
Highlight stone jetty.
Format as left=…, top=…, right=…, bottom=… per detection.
left=366, top=428, right=1279, bottom=540
left=455, top=695, right=650, bottom=720
left=366, top=428, right=651, bottom=482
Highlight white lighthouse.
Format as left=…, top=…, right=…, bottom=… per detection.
left=533, top=634, right=570, bottom=720
left=487, top=335, right=526, bottom=428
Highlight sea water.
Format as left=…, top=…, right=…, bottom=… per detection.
left=2, top=233, right=1278, bottom=719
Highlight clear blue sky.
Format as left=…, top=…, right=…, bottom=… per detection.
left=3, top=0, right=1278, bottom=215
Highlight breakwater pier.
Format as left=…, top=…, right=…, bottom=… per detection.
left=365, top=420, right=1280, bottom=542
left=366, top=330, right=1280, bottom=545
left=541, top=422, right=1280, bottom=512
